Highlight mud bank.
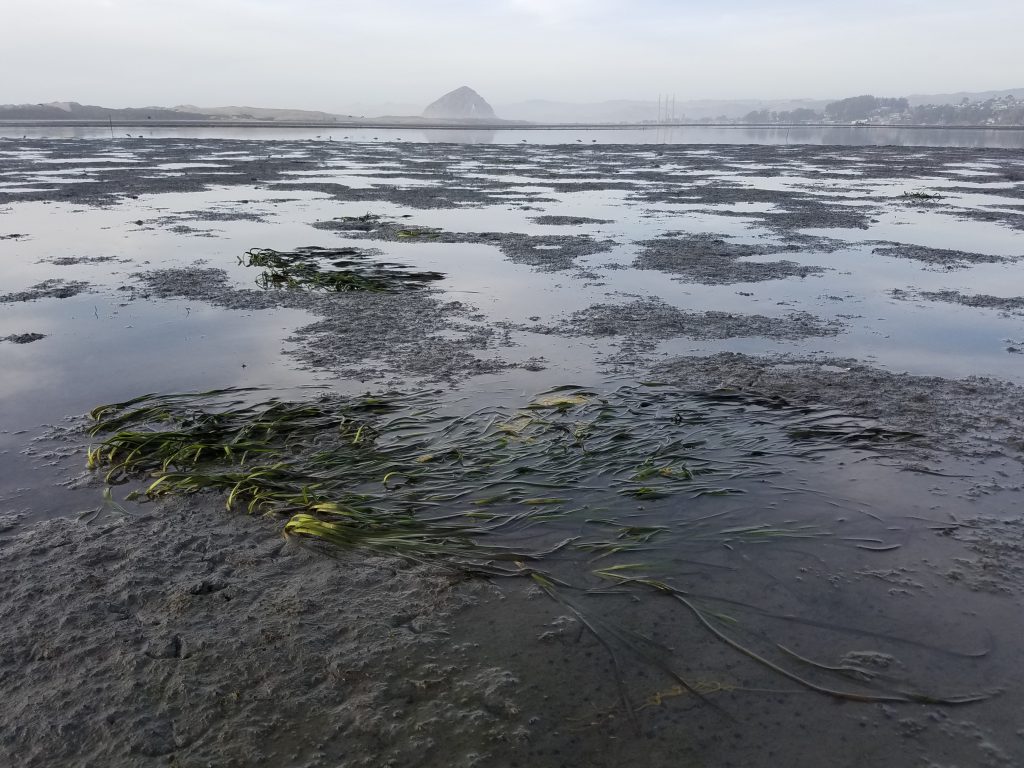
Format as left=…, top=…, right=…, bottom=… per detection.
left=0, top=279, right=90, bottom=303
left=312, top=215, right=617, bottom=272
left=892, top=289, right=1024, bottom=316
left=634, top=233, right=830, bottom=284
left=654, top=352, right=1024, bottom=466
left=871, top=243, right=1014, bottom=268
left=0, top=499, right=528, bottom=768
left=528, top=214, right=613, bottom=225
left=529, top=298, right=842, bottom=342
left=132, top=267, right=514, bottom=382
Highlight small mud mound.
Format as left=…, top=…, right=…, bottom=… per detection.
left=0, top=280, right=90, bottom=303
left=313, top=215, right=617, bottom=271
left=529, top=298, right=842, bottom=341
left=2, top=333, right=46, bottom=344
left=872, top=244, right=1009, bottom=269
left=529, top=215, right=614, bottom=226
left=635, top=233, right=827, bottom=284
left=892, top=288, right=1024, bottom=316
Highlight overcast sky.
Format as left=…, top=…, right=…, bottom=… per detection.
left=4, top=0, right=1023, bottom=110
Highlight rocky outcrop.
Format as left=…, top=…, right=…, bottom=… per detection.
left=422, top=87, right=496, bottom=120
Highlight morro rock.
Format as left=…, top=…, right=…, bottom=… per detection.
left=422, top=86, right=496, bottom=120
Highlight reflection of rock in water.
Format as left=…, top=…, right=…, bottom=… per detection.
left=422, top=129, right=496, bottom=145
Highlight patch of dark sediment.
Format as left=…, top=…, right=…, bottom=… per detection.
left=872, top=244, right=1011, bottom=269
left=0, top=498, right=528, bottom=768
left=275, top=180, right=550, bottom=210
left=135, top=211, right=271, bottom=232
left=941, top=184, right=1024, bottom=201
left=528, top=215, right=614, bottom=225
left=132, top=267, right=513, bottom=382
left=954, top=207, right=1024, bottom=232
left=46, top=255, right=126, bottom=266
left=313, top=216, right=617, bottom=271
left=634, top=233, right=829, bottom=284
left=0, top=279, right=90, bottom=303
left=633, top=182, right=878, bottom=232
left=1, top=140, right=1021, bottom=210
left=652, top=352, right=1024, bottom=464
left=892, top=289, right=1024, bottom=315
left=2, top=333, right=46, bottom=344
left=757, top=202, right=876, bottom=231
left=177, top=208, right=272, bottom=223
left=528, top=298, right=843, bottom=342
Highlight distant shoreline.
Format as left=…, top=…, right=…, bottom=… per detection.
left=2, top=119, right=1023, bottom=132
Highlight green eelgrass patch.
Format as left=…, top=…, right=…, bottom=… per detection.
left=239, top=246, right=445, bottom=293
left=86, top=384, right=990, bottom=710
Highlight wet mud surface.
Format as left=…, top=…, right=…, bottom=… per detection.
left=892, top=289, right=1024, bottom=316
left=0, top=278, right=90, bottom=303
left=0, top=499, right=522, bottom=767
left=2, top=332, right=46, bottom=344
left=311, top=214, right=618, bottom=272
left=870, top=243, right=1011, bottom=269
left=653, top=352, right=1024, bottom=468
left=634, top=232, right=830, bottom=284
left=132, top=266, right=514, bottom=382
left=528, top=298, right=842, bottom=341
left=2, top=137, right=1024, bottom=767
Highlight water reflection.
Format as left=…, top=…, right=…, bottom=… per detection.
left=2, top=124, right=1023, bottom=148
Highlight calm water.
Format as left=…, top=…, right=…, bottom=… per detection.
left=3, top=124, right=1024, bottom=148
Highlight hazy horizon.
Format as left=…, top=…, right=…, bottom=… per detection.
left=5, top=1, right=1024, bottom=112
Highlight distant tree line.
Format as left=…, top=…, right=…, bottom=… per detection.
left=825, top=95, right=909, bottom=121
left=740, top=94, right=1024, bottom=126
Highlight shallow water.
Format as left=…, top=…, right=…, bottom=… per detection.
left=3, top=124, right=1024, bottom=148
left=1, top=138, right=1023, bottom=766
left=2, top=142, right=1022, bottom=501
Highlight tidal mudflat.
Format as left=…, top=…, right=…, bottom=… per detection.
left=2, top=137, right=1023, bottom=767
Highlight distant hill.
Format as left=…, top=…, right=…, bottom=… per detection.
left=907, top=87, right=1024, bottom=107
left=0, top=101, right=211, bottom=121
left=423, top=87, right=496, bottom=120
left=0, top=99, right=518, bottom=125
left=174, top=105, right=345, bottom=122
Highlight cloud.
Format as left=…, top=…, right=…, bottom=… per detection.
left=505, top=0, right=596, bottom=23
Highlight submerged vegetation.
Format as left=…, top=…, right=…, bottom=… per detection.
left=239, top=246, right=445, bottom=292
left=901, top=191, right=945, bottom=202
left=86, top=384, right=991, bottom=713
